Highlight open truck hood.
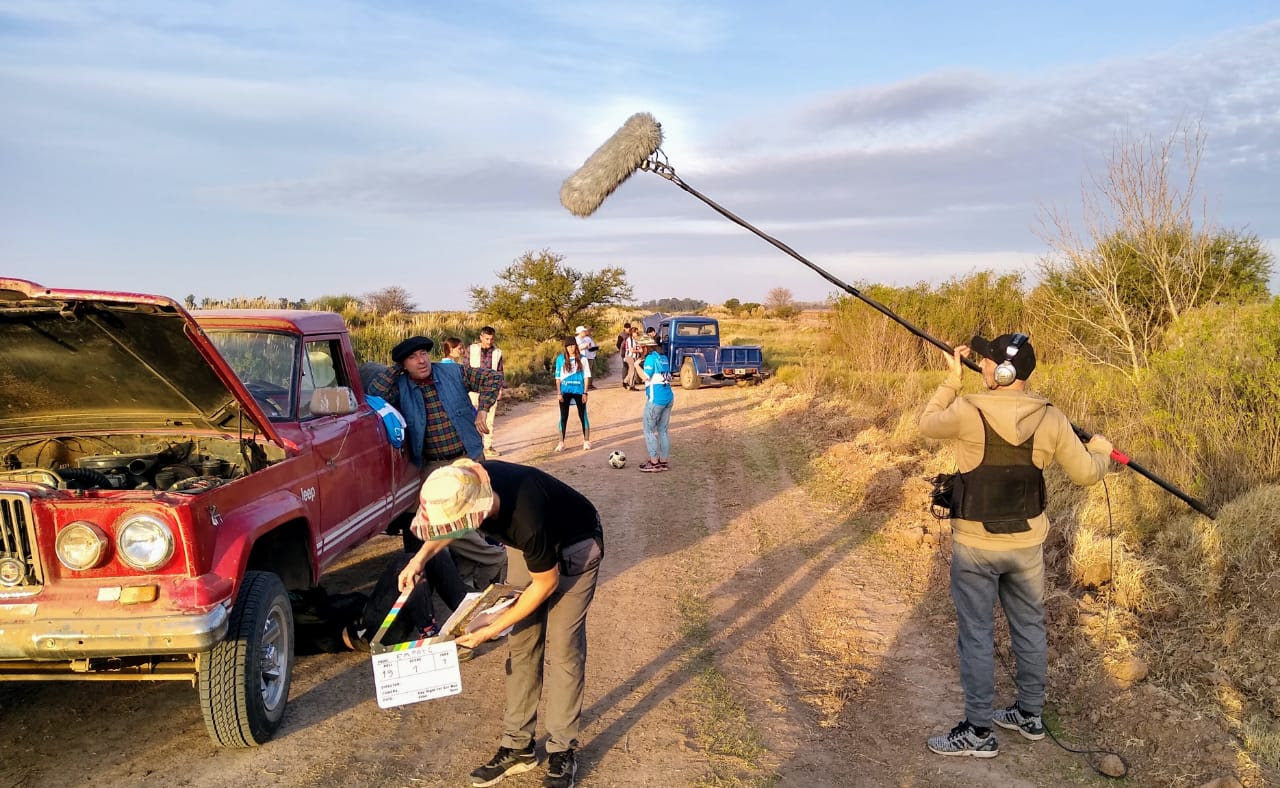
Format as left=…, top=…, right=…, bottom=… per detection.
left=0, top=278, right=282, bottom=444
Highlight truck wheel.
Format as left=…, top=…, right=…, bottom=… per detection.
left=198, top=570, right=294, bottom=747
left=680, top=359, right=702, bottom=390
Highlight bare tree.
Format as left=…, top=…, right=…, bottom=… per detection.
left=1034, top=123, right=1271, bottom=380
left=363, top=286, right=417, bottom=316
left=765, top=286, right=799, bottom=318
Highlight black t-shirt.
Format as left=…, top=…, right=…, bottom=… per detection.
left=477, top=461, right=603, bottom=573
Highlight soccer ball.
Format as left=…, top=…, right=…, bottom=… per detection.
left=608, top=450, right=627, bottom=469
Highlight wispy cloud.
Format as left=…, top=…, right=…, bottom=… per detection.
left=803, top=70, right=1000, bottom=131
left=222, top=20, right=1279, bottom=219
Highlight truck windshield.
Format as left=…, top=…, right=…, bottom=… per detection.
left=206, top=330, right=299, bottom=420
left=675, top=323, right=718, bottom=337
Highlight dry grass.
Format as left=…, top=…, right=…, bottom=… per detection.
left=740, top=304, right=1279, bottom=783
left=1065, top=524, right=1172, bottom=613
left=1143, top=487, right=1280, bottom=731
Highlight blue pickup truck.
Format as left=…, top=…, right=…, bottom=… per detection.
left=642, top=314, right=768, bottom=389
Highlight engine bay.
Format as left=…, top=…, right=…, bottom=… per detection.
left=0, top=433, right=282, bottom=493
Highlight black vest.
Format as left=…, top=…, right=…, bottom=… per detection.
left=953, top=411, right=1046, bottom=534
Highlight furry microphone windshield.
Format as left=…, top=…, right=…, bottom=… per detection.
left=559, top=112, right=663, bottom=217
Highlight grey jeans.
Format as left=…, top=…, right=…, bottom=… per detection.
left=950, top=541, right=1046, bottom=728
left=500, top=537, right=602, bottom=754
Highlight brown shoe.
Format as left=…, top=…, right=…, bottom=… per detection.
left=342, top=625, right=370, bottom=653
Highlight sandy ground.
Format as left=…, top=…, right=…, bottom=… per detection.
left=0, top=357, right=1230, bottom=786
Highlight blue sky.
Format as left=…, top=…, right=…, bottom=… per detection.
left=2, top=1, right=1278, bottom=309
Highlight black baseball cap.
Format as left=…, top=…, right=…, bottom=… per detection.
left=970, top=333, right=1036, bottom=380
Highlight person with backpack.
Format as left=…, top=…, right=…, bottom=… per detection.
left=919, top=334, right=1113, bottom=758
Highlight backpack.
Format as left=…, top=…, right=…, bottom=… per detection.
left=366, top=394, right=407, bottom=449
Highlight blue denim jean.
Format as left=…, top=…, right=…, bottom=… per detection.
left=642, top=402, right=672, bottom=460
left=950, top=541, right=1046, bottom=728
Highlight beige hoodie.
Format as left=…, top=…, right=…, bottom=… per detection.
left=920, top=372, right=1109, bottom=550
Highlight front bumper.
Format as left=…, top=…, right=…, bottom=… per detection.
left=0, top=604, right=229, bottom=660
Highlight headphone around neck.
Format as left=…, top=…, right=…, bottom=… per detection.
left=993, top=333, right=1030, bottom=387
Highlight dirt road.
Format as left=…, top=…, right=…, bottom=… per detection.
left=3, top=358, right=1112, bottom=787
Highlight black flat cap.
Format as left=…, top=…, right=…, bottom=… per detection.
left=391, top=336, right=434, bottom=364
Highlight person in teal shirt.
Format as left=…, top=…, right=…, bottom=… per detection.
left=439, top=337, right=464, bottom=364
left=554, top=337, right=591, bottom=452
left=634, top=336, right=673, bottom=472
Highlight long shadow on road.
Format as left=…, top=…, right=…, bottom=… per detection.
left=571, top=402, right=902, bottom=784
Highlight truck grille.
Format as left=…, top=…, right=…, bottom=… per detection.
left=0, top=493, right=43, bottom=591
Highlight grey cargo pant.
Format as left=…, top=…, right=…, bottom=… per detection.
left=500, top=536, right=602, bottom=754
left=950, top=541, right=1046, bottom=728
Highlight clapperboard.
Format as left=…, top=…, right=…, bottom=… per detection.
left=369, top=590, right=462, bottom=709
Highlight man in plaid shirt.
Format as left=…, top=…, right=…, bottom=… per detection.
left=367, top=335, right=506, bottom=587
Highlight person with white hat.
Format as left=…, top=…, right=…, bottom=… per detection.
left=400, top=459, right=603, bottom=788
left=573, top=325, right=597, bottom=391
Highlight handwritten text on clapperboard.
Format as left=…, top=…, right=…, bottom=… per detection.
left=372, top=640, right=462, bottom=709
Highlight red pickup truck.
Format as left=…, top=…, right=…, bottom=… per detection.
left=0, top=279, right=421, bottom=746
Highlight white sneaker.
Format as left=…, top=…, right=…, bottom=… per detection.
left=582, top=440, right=592, bottom=450
left=554, top=442, right=564, bottom=452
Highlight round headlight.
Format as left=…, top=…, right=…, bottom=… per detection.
left=116, top=514, right=175, bottom=571
left=0, top=557, right=27, bottom=586
left=56, top=521, right=111, bottom=571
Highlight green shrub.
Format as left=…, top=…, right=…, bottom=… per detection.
left=1136, top=298, right=1280, bottom=504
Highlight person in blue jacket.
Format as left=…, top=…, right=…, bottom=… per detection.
left=366, top=335, right=507, bottom=589
left=633, top=336, right=673, bottom=472
left=553, top=336, right=591, bottom=452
